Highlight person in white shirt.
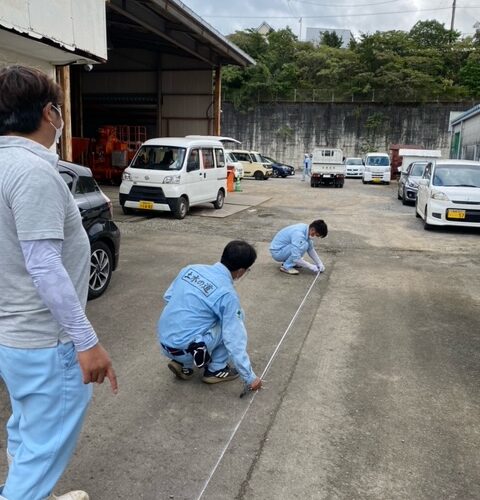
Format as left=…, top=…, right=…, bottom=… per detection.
left=0, top=65, right=117, bottom=500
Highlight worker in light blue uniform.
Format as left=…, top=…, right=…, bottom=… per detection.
left=157, top=240, right=262, bottom=391
left=270, top=220, right=328, bottom=275
left=302, top=153, right=310, bottom=181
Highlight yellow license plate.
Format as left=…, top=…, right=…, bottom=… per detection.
left=139, top=200, right=154, bottom=210
left=448, top=209, right=465, bottom=219
left=373, top=178, right=381, bottom=183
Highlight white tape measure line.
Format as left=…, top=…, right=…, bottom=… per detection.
left=196, top=271, right=322, bottom=500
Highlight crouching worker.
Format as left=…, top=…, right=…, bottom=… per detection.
left=157, top=240, right=262, bottom=392
left=270, top=220, right=328, bottom=275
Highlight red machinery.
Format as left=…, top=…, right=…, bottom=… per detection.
left=72, top=125, right=147, bottom=184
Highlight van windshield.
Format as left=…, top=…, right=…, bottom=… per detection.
left=366, top=156, right=389, bottom=166
left=131, top=146, right=186, bottom=171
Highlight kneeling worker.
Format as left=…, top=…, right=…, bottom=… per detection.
left=157, top=240, right=262, bottom=392
left=270, top=220, right=328, bottom=275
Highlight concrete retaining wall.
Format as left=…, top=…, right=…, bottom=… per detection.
left=222, top=102, right=471, bottom=168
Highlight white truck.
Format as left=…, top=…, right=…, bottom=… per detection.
left=397, top=148, right=442, bottom=173
left=362, top=152, right=391, bottom=184
left=310, top=148, right=345, bottom=188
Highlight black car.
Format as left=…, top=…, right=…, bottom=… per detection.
left=59, top=161, right=120, bottom=299
left=261, top=155, right=295, bottom=177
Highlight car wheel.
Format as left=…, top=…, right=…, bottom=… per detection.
left=88, top=241, right=112, bottom=300
left=173, top=196, right=189, bottom=219
left=415, top=199, right=421, bottom=218
left=401, top=188, right=408, bottom=205
left=213, top=189, right=225, bottom=209
left=423, top=205, right=432, bottom=230
left=362, top=179, right=366, bottom=184
left=397, top=188, right=402, bottom=200
left=281, top=175, right=287, bottom=178
left=254, top=171, right=264, bottom=180
left=122, top=205, right=134, bottom=215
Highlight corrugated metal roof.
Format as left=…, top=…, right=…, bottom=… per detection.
left=450, top=104, right=480, bottom=126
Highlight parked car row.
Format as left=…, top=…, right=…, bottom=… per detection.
left=331, top=153, right=392, bottom=186
left=397, top=158, right=480, bottom=229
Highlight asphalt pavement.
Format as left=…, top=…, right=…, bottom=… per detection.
left=1, top=175, right=479, bottom=499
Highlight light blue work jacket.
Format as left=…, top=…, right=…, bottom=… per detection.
left=157, top=262, right=256, bottom=384
left=269, top=223, right=313, bottom=262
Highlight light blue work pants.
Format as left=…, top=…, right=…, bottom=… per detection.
left=270, top=245, right=299, bottom=270
left=302, top=165, right=310, bottom=181
left=0, top=342, right=92, bottom=500
left=162, top=324, right=228, bottom=372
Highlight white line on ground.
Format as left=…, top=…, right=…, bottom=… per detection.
left=196, top=271, right=322, bottom=500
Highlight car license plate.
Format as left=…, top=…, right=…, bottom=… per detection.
left=373, top=178, right=381, bottom=183
left=447, top=209, right=466, bottom=219
left=139, top=200, right=154, bottom=210
left=323, top=174, right=331, bottom=178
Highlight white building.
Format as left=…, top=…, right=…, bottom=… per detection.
left=305, top=27, right=353, bottom=48
left=0, top=0, right=107, bottom=76
left=450, top=104, right=480, bottom=161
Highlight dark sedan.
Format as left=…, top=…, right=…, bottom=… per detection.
left=59, top=161, right=120, bottom=299
left=397, top=161, right=428, bottom=205
left=261, top=155, right=295, bottom=177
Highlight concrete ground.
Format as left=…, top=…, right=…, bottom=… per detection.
left=1, top=175, right=480, bottom=499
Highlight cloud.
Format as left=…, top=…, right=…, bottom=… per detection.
left=182, top=0, right=479, bottom=38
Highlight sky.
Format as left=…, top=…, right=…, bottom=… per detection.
left=181, top=0, right=480, bottom=40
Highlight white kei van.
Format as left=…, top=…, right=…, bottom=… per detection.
left=362, top=152, right=391, bottom=184
left=119, top=137, right=227, bottom=219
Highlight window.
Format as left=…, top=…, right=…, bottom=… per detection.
left=187, top=149, right=200, bottom=171
left=215, top=148, right=225, bottom=168
left=233, top=152, right=251, bottom=162
left=131, top=146, right=186, bottom=171
left=410, top=162, right=427, bottom=177
left=202, top=149, right=215, bottom=169
left=423, top=163, right=432, bottom=180
left=76, top=176, right=100, bottom=194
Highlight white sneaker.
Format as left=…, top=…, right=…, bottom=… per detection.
left=280, top=266, right=299, bottom=275
left=50, top=492, right=89, bottom=500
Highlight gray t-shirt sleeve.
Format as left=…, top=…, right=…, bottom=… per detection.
left=7, top=164, right=67, bottom=241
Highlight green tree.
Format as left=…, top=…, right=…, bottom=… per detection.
left=321, top=31, right=343, bottom=49
left=459, top=52, right=480, bottom=94
left=409, top=20, right=460, bottom=48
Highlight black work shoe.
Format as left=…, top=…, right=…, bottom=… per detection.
left=202, top=365, right=239, bottom=384
left=168, top=360, right=194, bottom=380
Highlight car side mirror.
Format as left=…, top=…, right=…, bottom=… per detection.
left=398, top=166, right=402, bottom=173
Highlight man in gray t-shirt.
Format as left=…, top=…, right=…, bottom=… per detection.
left=0, top=66, right=117, bottom=500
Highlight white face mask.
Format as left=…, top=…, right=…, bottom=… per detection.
left=49, top=104, right=64, bottom=144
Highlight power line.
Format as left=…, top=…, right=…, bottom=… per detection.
left=200, top=6, right=480, bottom=20
left=291, top=0, right=405, bottom=7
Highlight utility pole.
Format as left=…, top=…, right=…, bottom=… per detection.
left=450, top=0, right=457, bottom=32
left=299, top=17, right=302, bottom=40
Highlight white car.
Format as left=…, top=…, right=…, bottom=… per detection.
left=225, top=151, right=244, bottom=179
left=119, top=137, right=227, bottom=219
left=344, top=157, right=364, bottom=178
left=415, top=159, right=480, bottom=229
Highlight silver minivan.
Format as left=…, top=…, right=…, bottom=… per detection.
left=119, top=137, right=227, bottom=219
